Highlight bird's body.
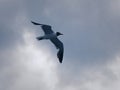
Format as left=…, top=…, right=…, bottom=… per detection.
left=31, top=21, right=64, bottom=63
left=37, top=33, right=57, bottom=40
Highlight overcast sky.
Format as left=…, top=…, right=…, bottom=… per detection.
left=0, top=0, right=120, bottom=90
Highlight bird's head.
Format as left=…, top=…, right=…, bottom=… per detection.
left=56, top=32, right=63, bottom=36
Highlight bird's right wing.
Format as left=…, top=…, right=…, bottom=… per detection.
left=31, top=21, right=54, bottom=34
left=50, top=38, right=64, bottom=63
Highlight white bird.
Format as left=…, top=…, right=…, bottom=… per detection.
left=31, top=21, right=64, bottom=63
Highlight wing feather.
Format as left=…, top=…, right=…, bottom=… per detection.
left=31, top=21, right=54, bottom=34
left=50, top=38, right=64, bottom=63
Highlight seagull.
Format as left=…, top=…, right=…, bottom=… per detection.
left=31, top=21, right=64, bottom=63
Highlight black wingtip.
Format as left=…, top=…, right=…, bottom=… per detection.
left=57, top=51, right=63, bottom=63
left=31, top=21, right=35, bottom=24
left=31, top=21, right=43, bottom=25
left=57, top=55, right=63, bottom=63
left=60, top=61, right=62, bottom=63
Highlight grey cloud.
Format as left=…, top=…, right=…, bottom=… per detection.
left=1, top=0, right=120, bottom=90
left=0, top=0, right=26, bottom=50
left=0, top=0, right=120, bottom=65
left=0, top=31, right=58, bottom=90
left=39, top=0, right=120, bottom=65
left=24, top=0, right=120, bottom=65
left=56, top=57, right=120, bottom=90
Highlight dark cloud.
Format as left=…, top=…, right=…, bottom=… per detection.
left=0, top=0, right=25, bottom=50
left=21, top=0, right=120, bottom=65
left=54, top=0, right=120, bottom=65
left=0, top=0, right=120, bottom=90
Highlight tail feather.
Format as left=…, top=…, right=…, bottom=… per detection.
left=36, top=37, right=44, bottom=40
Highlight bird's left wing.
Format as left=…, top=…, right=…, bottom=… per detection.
left=31, top=21, right=54, bottom=34
left=50, top=38, right=64, bottom=63
left=31, top=21, right=43, bottom=25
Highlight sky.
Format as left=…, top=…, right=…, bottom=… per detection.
left=0, top=0, right=120, bottom=90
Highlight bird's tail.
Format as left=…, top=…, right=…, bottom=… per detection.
left=36, top=36, right=44, bottom=40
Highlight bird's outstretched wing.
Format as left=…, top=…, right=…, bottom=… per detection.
left=50, top=38, right=64, bottom=63
left=31, top=21, right=54, bottom=34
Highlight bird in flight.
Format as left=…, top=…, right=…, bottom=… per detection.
left=31, top=21, right=64, bottom=63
